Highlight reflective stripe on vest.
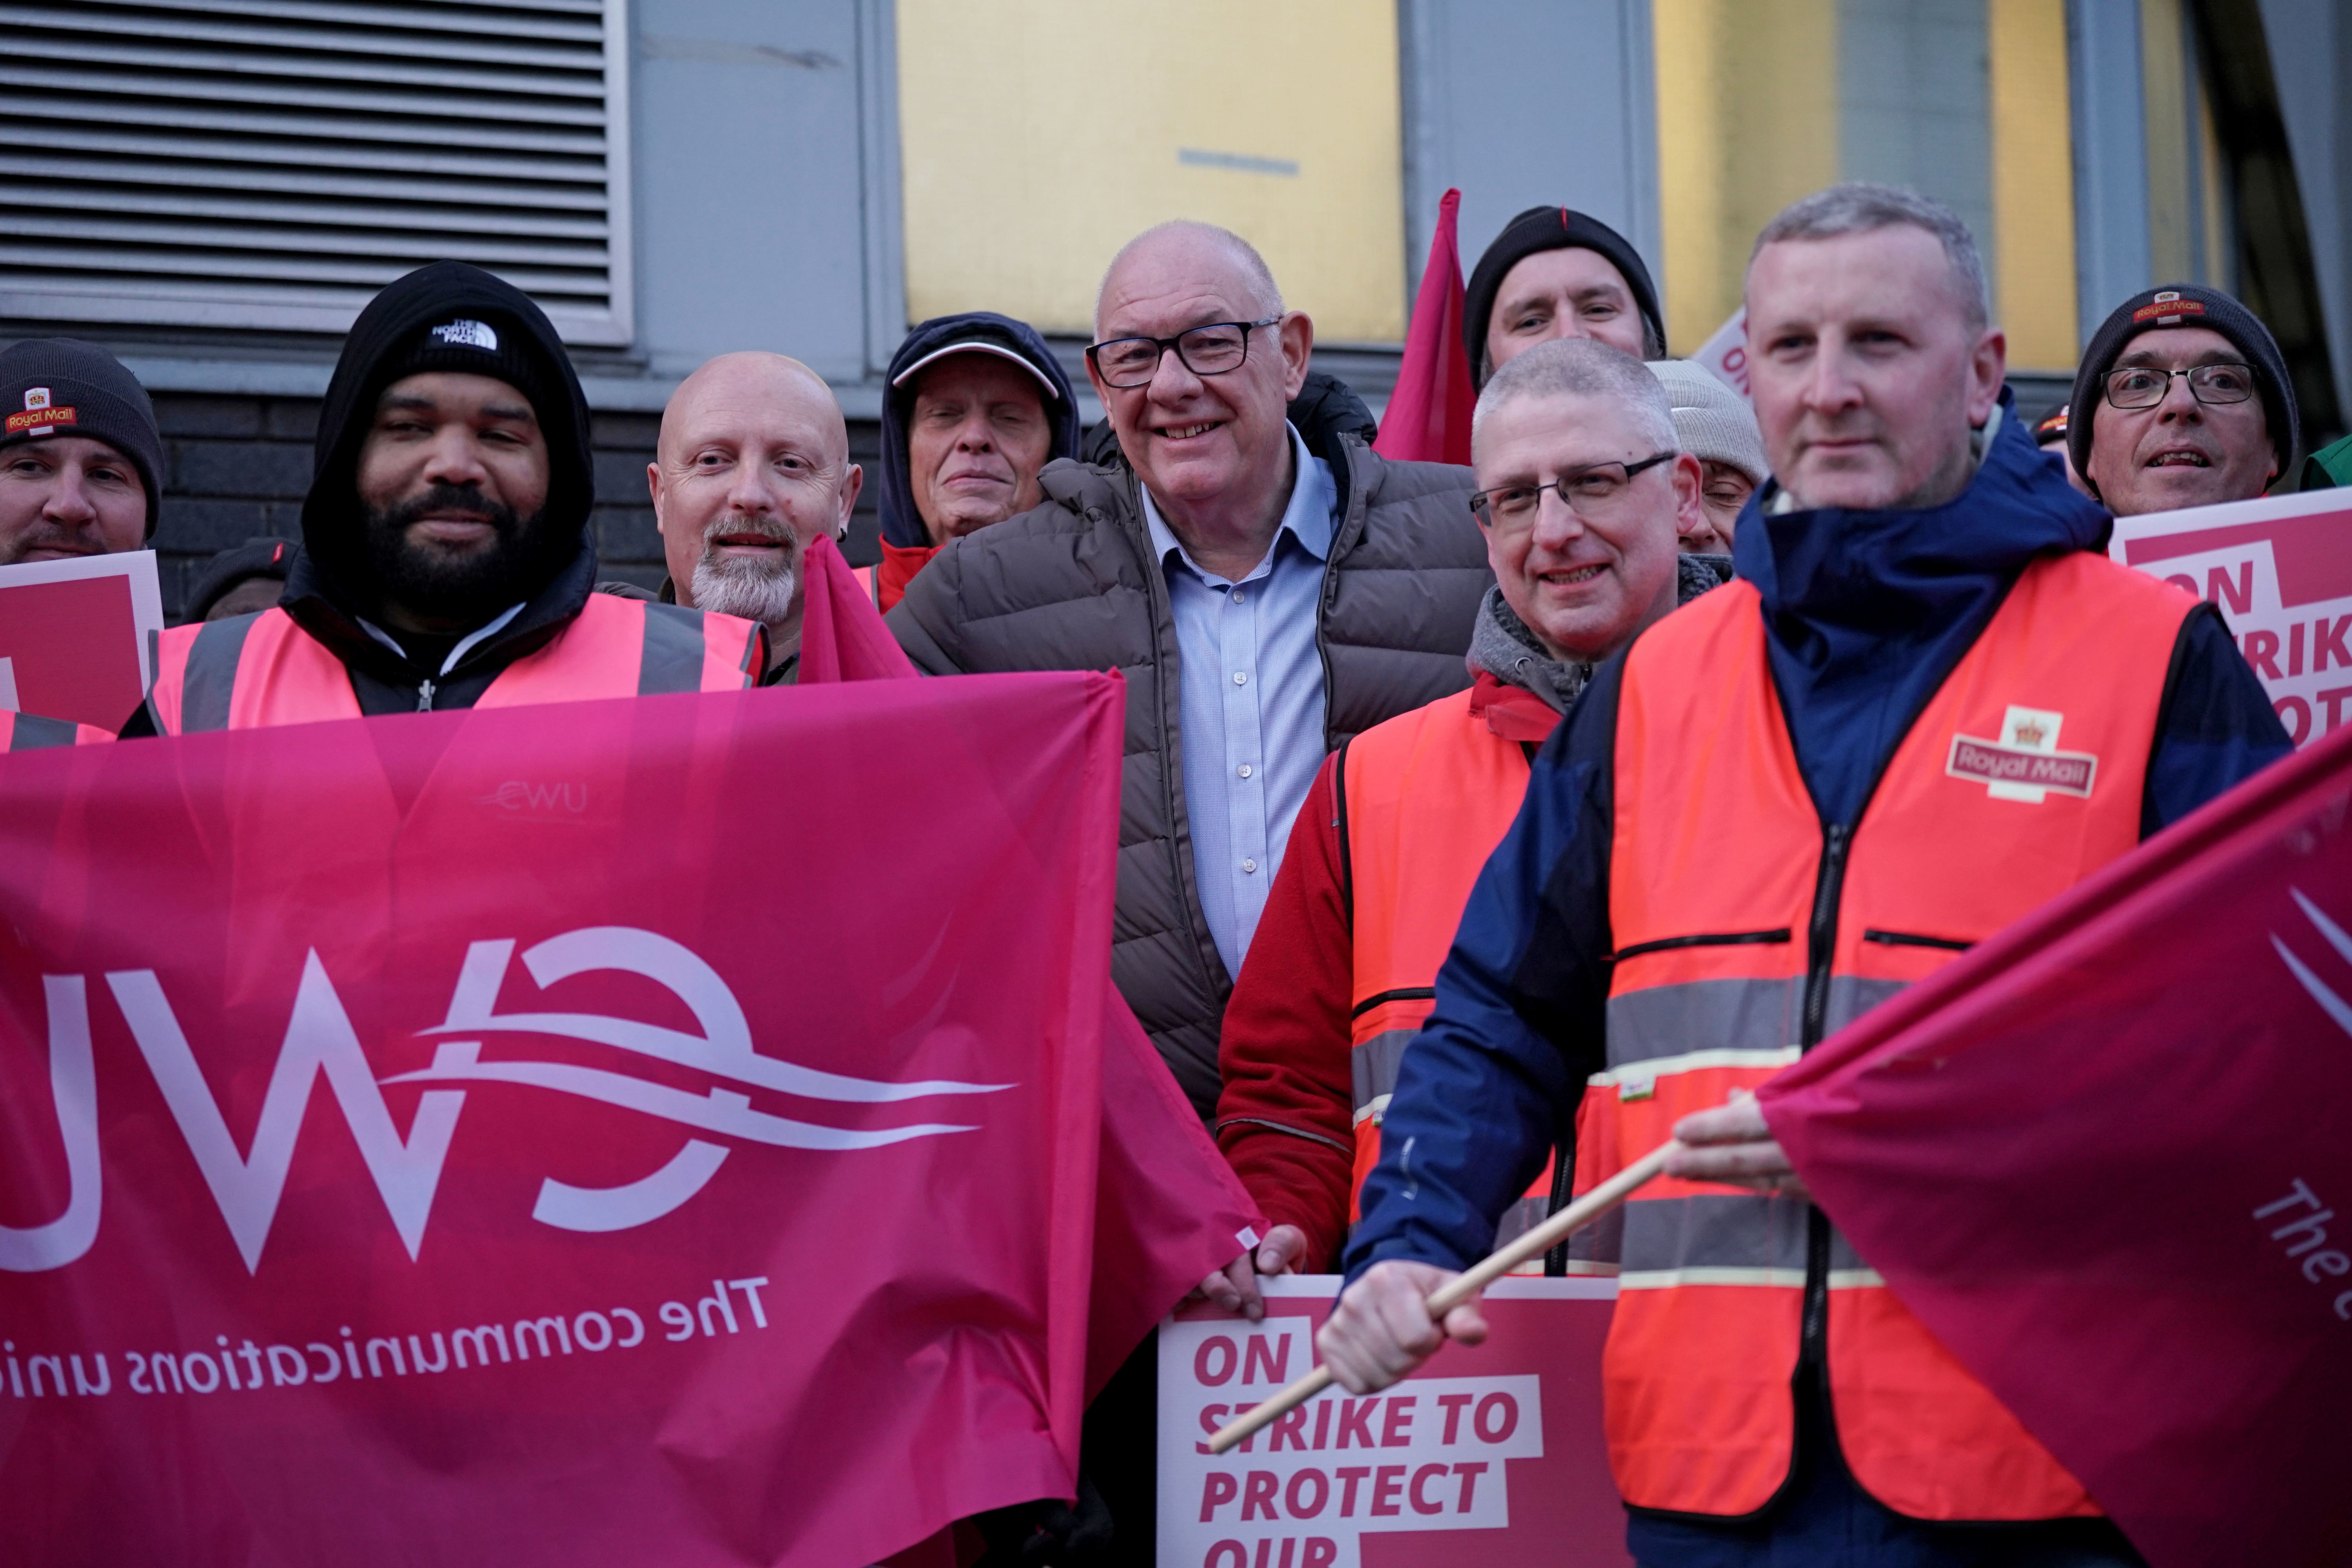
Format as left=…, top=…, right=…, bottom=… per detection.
left=1590, top=554, right=2195, bottom=1521
left=148, top=594, right=761, bottom=733
left=0, top=711, right=111, bottom=750
left=1341, top=688, right=1571, bottom=1265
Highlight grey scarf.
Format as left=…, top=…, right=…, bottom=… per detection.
left=1465, top=553, right=1733, bottom=715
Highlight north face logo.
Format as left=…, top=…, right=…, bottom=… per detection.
left=2, top=927, right=1011, bottom=1275
left=429, top=318, right=499, bottom=351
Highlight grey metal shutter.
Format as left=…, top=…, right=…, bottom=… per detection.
left=0, top=0, right=633, bottom=345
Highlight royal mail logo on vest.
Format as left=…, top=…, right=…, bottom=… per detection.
left=1945, top=706, right=2098, bottom=802
left=6, top=385, right=76, bottom=437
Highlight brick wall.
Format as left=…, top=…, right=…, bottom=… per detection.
left=150, top=392, right=887, bottom=624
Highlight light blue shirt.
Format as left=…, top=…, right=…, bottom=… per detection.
left=1142, top=423, right=1337, bottom=981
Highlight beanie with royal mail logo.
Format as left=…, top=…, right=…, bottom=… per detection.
left=2069, top=283, right=2299, bottom=497
left=0, top=337, right=165, bottom=538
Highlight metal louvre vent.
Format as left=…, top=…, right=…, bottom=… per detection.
left=0, top=0, right=632, bottom=345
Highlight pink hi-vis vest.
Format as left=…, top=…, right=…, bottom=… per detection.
left=146, top=595, right=762, bottom=733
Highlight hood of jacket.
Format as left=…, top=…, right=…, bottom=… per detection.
left=298, top=261, right=595, bottom=628
left=1730, top=388, right=2114, bottom=821
left=877, top=312, right=1081, bottom=551
left=1467, top=552, right=1731, bottom=714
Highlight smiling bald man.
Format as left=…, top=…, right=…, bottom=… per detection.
left=641, top=352, right=864, bottom=685
left=889, top=220, right=1490, bottom=1120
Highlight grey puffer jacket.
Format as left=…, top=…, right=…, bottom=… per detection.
left=888, top=426, right=1489, bottom=1117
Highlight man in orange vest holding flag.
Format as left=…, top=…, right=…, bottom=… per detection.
left=1204, top=337, right=1727, bottom=1311
left=1320, top=185, right=2291, bottom=1565
left=126, top=262, right=760, bottom=735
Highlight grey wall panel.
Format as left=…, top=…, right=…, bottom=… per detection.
left=1399, top=0, right=1660, bottom=315
left=1838, top=0, right=1994, bottom=268
left=2256, top=0, right=2349, bottom=428
left=2067, top=0, right=2154, bottom=345
left=630, top=0, right=870, bottom=381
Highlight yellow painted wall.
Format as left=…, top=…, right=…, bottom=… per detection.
left=895, top=0, right=1405, bottom=342
left=1653, top=0, right=1839, bottom=350
left=1989, top=0, right=2078, bottom=368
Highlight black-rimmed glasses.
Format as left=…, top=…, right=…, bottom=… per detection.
left=2104, top=362, right=2256, bottom=410
left=1086, top=318, right=1282, bottom=389
left=1470, top=452, right=1678, bottom=527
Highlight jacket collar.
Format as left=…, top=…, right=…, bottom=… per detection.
left=1731, top=391, right=2110, bottom=641
left=1467, top=553, right=1733, bottom=716
left=1139, top=422, right=1336, bottom=579
left=281, top=534, right=598, bottom=688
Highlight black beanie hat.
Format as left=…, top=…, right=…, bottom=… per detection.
left=303, top=260, right=591, bottom=592
left=184, top=535, right=296, bottom=621
left=2069, top=283, right=2299, bottom=499
left=0, top=338, right=165, bottom=538
left=1463, top=206, right=1665, bottom=387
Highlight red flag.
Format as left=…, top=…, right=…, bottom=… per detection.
left=0, top=674, right=1130, bottom=1566
left=795, top=531, right=1266, bottom=1399
left=799, top=532, right=918, bottom=682
left=1373, top=188, right=1476, bottom=467
left=1758, top=726, right=2352, bottom=1567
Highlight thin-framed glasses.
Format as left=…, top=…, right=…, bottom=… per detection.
left=1086, top=318, right=1282, bottom=389
left=2103, top=362, right=2256, bottom=410
left=1470, top=452, right=1678, bottom=527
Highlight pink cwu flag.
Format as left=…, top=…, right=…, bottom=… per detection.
left=0, top=638, right=1249, bottom=1564
left=795, top=532, right=1267, bottom=1405
left=1760, top=721, right=2352, bottom=1568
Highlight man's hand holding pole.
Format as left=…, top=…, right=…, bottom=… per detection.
left=1316, top=1086, right=1802, bottom=1400
left=1664, top=1087, right=1813, bottom=1201
left=1208, top=1138, right=1681, bottom=1452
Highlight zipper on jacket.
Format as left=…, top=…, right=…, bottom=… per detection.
left=1860, top=927, right=1973, bottom=952
left=1349, top=985, right=1436, bottom=1020
left=1796, top=820, right=1850, bottom=1369
left=416, top=679, right=435, bottom=713
left=1609, top=928, right=1791, bottom=964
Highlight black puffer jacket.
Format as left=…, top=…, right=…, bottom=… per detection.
left=888, top=404, right=1490, bottom=1117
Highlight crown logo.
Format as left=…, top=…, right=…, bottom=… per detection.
left=2011, top=718, right=2047, bottom=747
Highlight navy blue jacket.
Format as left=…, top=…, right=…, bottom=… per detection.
left=1345, top=401, right=2292, bottom=1286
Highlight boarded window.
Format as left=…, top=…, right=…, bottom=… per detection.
left=895, top=0, right=1405, bottom=345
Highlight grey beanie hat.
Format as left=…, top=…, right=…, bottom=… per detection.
left=2069, top=283, right=2298, bottom=497
left=0, top=338, right=165, bottom=537
left=1647, top=359, right=1769, bottom=486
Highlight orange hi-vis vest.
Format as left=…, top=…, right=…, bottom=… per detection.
left=146, top=593, right=762, bottom=734
left=1341, top=685, right=1565, bottom=1259
left=1581, top=551, right=2197, bottom=1521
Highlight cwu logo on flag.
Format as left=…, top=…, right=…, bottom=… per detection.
left=1, top=927, right=1011, bottom=1276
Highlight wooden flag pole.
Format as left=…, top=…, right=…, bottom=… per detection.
left=1205, top=1139, right=1681, bottom=1455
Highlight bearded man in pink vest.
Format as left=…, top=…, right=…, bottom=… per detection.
left=129, top=262, right=760, bottom=736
